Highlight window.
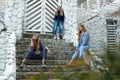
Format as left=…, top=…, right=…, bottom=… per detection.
left=106, top=20, right=117, bottom=52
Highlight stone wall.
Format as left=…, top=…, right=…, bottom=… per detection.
left=0, top=0, right=19, bottom=79
left=62, top=0, right=78, bottom=46
left=0, top=32, right=8, bottom=74
left=86, top=16, right=108, bottom=52
left=77, top=0, right=120, bottom=53
left=0, top=32, right=16, bottom=80
left=5, top=0, right=24, bottom=40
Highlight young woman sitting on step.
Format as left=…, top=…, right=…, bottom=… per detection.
left=68, top=24, right=91, bottom=66
left=20, top=34, right=51, bottom=67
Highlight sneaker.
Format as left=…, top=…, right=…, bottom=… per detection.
left=19, top=62, right=25, bottom=67
left=41, top=64, right=46, bottom=67
left=56, top=36, right=60, bottom=40
left=53, top=36, right=57, bottom=39
left=59, top=34, right=63, bottom=40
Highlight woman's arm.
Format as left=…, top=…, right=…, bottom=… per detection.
left=81, top=32, right=89, bottom=46
left=31, top=38, right=34, bottom=47
left=45, top=47, right=51, bottom=55
left=40, top=41, right=51, bottom=55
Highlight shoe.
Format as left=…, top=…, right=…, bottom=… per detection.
left=59, top=34, right=63, bottom=40
left=41, top=64, right=46, bottom=67
left=56, top=36, right=60, bottom=40
left=53, top=36, right=57, bottom=39
left=19, top=62, right=25, bottom=67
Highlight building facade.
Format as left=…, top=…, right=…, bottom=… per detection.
left=0, top=0, right=77, bottom=80
left=77, top=0, right=120, bottom=52
left=0, top=0, right=120, bottom=80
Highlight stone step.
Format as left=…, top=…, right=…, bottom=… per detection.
left=17, top=67, right=90, bottom=79
left=16, top=54, right=73, bottom=60
left=16, top=46, right=74, bottom=52
left=22, top=33, right=53, bottom=38
left=16, top=50, right=74, bottom=55
left=17, top=65, right=90, bottom=72
left=17, top=79, right=60, bottom=80
left=16, top=40, right=73, bottom=46
left=16, top=65, right=65, bottom=72
left=19, top=38, right=65, bottom=42
left=16, top=60, right=69, bottom=65
left=16, top=33, right=75, bottom=80
left=16, top=42, right=74, bottom=47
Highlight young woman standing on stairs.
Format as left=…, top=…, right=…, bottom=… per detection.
left=68, top=24, right=91, bottom=66
left=20, top=34, right=51, bottom=67
left=53, top=6, right=65, bottom=40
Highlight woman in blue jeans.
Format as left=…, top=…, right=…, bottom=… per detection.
left=20, top=34, right=51, bottom=67
left=53, top=6, right=65, bottom=39
left=68, top=24, right=90, bottom=65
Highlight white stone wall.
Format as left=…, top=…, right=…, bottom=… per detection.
left=0, top=32, right=7, bottom=74
left=62, top=0, right=78, bottom=46
left=0, top=0, right=22, bottom=79
left=0, top=32, right=16, bottom=80
left=85, top=16, right=108, bottom=52
left=77, top=0, right=120, bottom=53
left=5, top=0, right=24, bottom=40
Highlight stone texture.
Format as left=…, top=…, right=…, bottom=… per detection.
left=16, top=34, right=93, bottom=79
left=0, top=0, right=119, bottom=80
left=5, top=0, right=24, bottom=40
left=0, top=63, right=5, bottom=70
left=62, top=0, right=78, bottom=45
left=77, top=0, right=120, bottom=53
left=0, top=32, right=16, bottom=80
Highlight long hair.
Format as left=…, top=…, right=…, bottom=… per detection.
left=55, top=6, right=63, bottom=16
left=77, top=24, right=88, bottom=42
left=32, top=34, right=40, bottom=51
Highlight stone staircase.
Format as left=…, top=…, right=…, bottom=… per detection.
left=16, top=33, right=79, bottom=80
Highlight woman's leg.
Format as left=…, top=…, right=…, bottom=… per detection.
left=79, top=46, right=89, bottom=57
left=23, top=46, right=34, bottom=63
left=83, top=50, right=91, bottom=66
left=68, top=51, right=79, bottom=65
left=79, top=46, right=91, bottom=66
left=53, top=20, right=58, bottom=38
left=40, top=49, right=47, bottom=65
left=58, top=21, right=63, bottom=35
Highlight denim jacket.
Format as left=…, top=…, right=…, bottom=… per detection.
left=77, top=32, right=90, bottom=48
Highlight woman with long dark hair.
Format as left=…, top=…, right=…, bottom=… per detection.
left=68, top=24, right=90, bottom=65
left=53, top=6, right=65, bottom=39
left=20, top=34, right=51, bottom=67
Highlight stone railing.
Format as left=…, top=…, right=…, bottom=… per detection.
left=0, top=32, right=16, bottom=80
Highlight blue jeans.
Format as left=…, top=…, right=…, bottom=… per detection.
left=24, top=46, right=47, bottom=60
left=53, top=20, right=63, bottom=35
left=72, top=45, right=90, bottom=60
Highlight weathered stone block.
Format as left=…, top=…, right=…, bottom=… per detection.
left=0, top=63, right=5, bottom=70
left=8, top=0, right=14, bottom=7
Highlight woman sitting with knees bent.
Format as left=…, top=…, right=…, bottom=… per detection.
left=20, top=34, right=51, bottom=67
left=68, top=24, right=90, bottom=65
left=53, top=6, right=65, bottom=40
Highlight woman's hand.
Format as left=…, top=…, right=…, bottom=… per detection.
left=53, top=17, right=55, bottom=20
left=31, top=38, right=34, bottom=47
left=75, top=48, right=79, bottom=52
left=45, top=47, right=52, bottom=55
